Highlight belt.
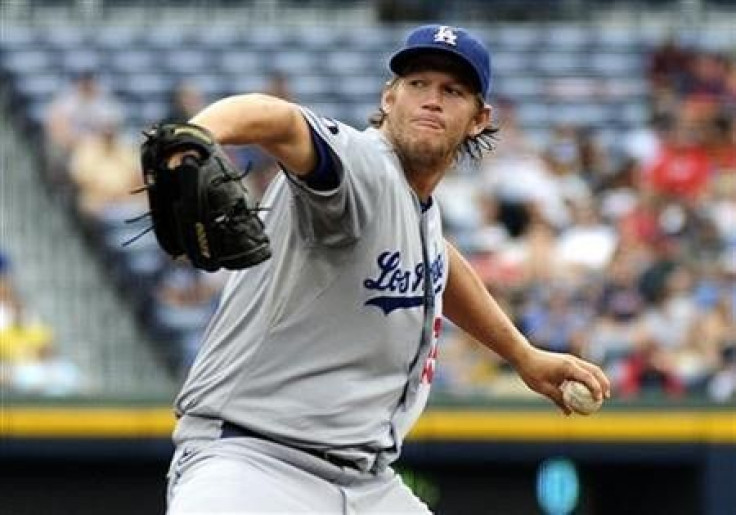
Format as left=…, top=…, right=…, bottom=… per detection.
left=220, top=421, right=360, bottom=470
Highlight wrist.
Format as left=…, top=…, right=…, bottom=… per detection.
left=506, top=338, right=535, bottom=371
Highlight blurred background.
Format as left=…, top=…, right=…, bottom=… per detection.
left=0, top=1, right=734, bottom=514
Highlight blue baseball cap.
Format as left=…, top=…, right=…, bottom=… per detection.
left=389, top=24, right=491, bottom=98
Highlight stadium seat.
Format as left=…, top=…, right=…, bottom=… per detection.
left=588, top=52, right=643, bottom=77
left=495, top=26, right=542, bottom=51
left=270, top=51, right=319, bottom=75
left=92, top=25, right=142, bottom=50
left=41, top=25, right=88, bottom=51
left=14, top=74, right=63, bottom=102
left=516, top=102, right=549, bottom=126
left=109, top=49, right=157, bottom=74
left=60, top=49, right=103, bottom=74
left=322, top=50, right=378, bottom=75
left=218, top=50, right=264, bottom=75
left=1, top=49, right=55, bottom=75
left=544, top=25, right=591, bottom=50
left=0, top=25, right=37, bottom=50
left=534, top=51, right=586, bottom=76
left=492, top=51, right=534, bottom=74
left=338, top=75, right=385, bottom=103
left=162, top=49, right=214, bottom=75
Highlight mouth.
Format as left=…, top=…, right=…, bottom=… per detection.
left=412, top=116, right=444, bottom=130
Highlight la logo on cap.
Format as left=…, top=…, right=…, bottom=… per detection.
left=433, top=26, right=457, bottom=46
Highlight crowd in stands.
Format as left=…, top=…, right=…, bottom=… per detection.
left=0, top=249, right=86, bottom=396
left=19, top=33, right=734, bottom=403
left=436, top=39, right=735, bottom=402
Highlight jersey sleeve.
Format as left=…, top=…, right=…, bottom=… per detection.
left=282, top=107, right=388, bottom=247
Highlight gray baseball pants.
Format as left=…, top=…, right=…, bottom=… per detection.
left=166, top=437, right=431, bottom=514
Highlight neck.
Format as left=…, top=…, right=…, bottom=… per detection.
left=402, top=163, right=447, bottom=202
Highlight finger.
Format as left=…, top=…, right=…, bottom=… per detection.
left=582, top=361, right=612, bottom=399
left=566, top=364, right=604, bottom=402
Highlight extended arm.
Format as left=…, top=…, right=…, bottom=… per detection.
left=185, top=93, right=317, bottom=177
left=442, top=240, right=610, bottom=413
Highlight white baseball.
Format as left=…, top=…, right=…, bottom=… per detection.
left=561, top=380, right=603, bottom=415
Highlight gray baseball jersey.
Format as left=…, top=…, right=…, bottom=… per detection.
left=172, top=108, right=448, bottom=473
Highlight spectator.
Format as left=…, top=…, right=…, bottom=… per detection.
left=164, top=80, right=207, bottom=124
left=520, top=285, right=589, bottom=356
left=0, top=249, right=21, bottom=331
left=556, top=201, right=618, bottom=276
left=0, top=251, right=50, bottom=365
left=68, top=107, right=145, bottom=229
left=641, top=113, right=711, bottom=202
left=151, top=261, right=226, bottom=371
left=43, top=69, right=123, bottom=181
left=618, top=336, right=685, bottom=398
left=647, top=36, right=690, bottom=92
left=708, top=345, right=736, bottom=403
left=10, top=340, right=86, bottom=397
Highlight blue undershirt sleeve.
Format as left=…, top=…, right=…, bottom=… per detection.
left=300, top=124, right=340, bottom=191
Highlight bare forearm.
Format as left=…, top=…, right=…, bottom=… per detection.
left=443, top=241, right=532, bottom=368
left=189, top=94, right=291, bottom=144
left=188, top=94, right=315, bottom=174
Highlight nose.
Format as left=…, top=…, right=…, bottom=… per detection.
left=421, top=86, right=443, bottom=111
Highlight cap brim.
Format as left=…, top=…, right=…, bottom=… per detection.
left=389, top=46, right=482, bottom=94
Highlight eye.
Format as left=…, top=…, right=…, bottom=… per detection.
left=444, top=85, right=465, bottom=97
left=408, top=79, right=427, bottom=88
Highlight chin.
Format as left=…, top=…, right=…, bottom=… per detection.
left=408, top=135, right=449, bottom=160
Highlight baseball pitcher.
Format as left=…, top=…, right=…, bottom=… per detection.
left=151, top=24, right=610, bottom=514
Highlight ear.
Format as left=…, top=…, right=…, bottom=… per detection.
left=381, top=84, right=396, bottom=114
left=469, top=103, right=492, bottom=138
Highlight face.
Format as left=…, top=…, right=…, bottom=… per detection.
left=382, top=69, right=490, bottom=171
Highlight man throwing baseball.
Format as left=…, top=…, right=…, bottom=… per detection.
left=165, top=24, right=610, bottom=513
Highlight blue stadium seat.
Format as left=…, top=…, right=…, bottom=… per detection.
left=109, top=49, right=155, bottom=76
left=588, top=52, right=643, bottom=77
left=492, top=75, right=545, bottom=100
left=187, top=74, right=228, bottom=101
left=534, top=51, right=586, bottom=76
left=14, top=74, right=63, bottom=102
left=516, top=102, right=549, bottom=126
left=117, top=73, right=173, bottom=103
left=142, top=26, right=192, bottom=49
left=1, top=49, right=55, bottom=75
left=228, top=75, right=268, bottom=96
left=60, top=49, right=103, bottom=74
left=292, top=26, right=344, bottom=50
left=322, top=50, right=378, bottom=75
left=547, top=102, right=612, bottom=126
left=544, top=25, right=591, bottom=51
left=162, top=48, right=214, bottom=75
left=495, top=26, right=543, bottom=51
left=218, top=50, right=263, bottom=75
left=92, top=25, right=142, bottom=50
left=288, top=75, right=333, bottom=103
left=191, top=25, right=242, bottom=49
left=592, top=27, right=638, bottom=51
left=242, top=26, right=294, bottom=50
left=492, top=51, right=533, bottom=74
left=40, top=26, right=88, bottom=51
left=337, top=75, right=384, bottom=103
left=270, top=51, right=319, bottom=75
left=341, top=26, right=400, bottom=53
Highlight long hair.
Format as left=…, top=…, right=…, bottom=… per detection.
left=368, top=75, right=499, bottom=162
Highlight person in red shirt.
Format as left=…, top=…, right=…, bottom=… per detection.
left=643, top=112, right=711, bottom=200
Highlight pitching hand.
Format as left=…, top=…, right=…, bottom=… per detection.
left=516, top=347, right=611, bottom=415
